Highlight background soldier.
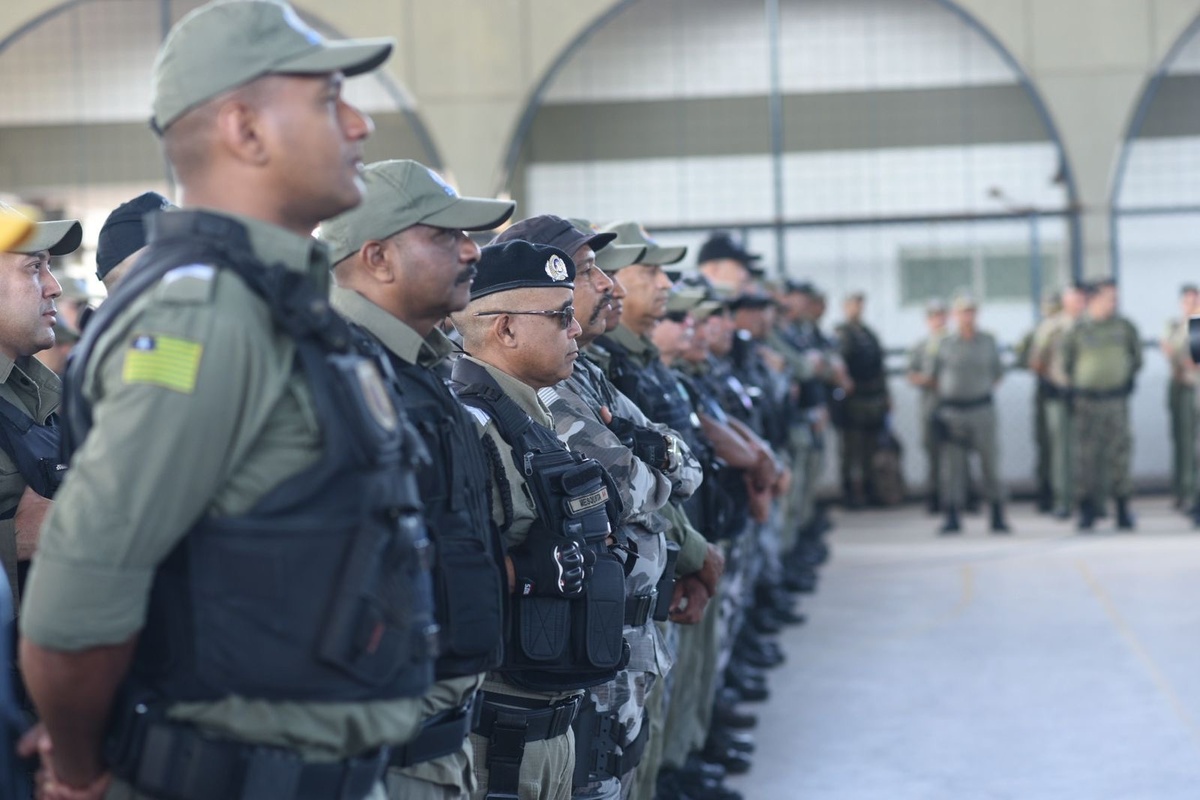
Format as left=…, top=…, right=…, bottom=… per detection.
left=1022, top=292, right=1063, bottom=512
left=925, top=295, right=1008, bottom=535
left=320, top=159, right=516, bottom=800
left=1029, top=284, right=1087, bottom=519
left=20, top=4, right=438, bottom=799
left=95, top=192, right=174, bottom=293
left=1163, top=284, right=1198, bottom=513
left=834, top=291, right=890, bottom=508
left=1063, top=280, right=1143, bottom=531
left=906, top=299, right=948, bottom=513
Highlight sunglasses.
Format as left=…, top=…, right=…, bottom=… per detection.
left=663, top=310, right=691, bottom=324
left=474, top=304, right=576, bottom=331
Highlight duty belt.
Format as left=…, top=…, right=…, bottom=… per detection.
left=572, top=707, right=652, bottom=788
left=1074, top=386, right=1130, bottom=400
left=624, top=591, right=657, bottom=627
left=938, top=395, right=993, bottom=410
left=388, top=691, right=482, bottom=769
left=475, top=692, right=582, bottom=800
left=109, top=711, right=386, bottom=800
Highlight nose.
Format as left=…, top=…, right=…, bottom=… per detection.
left=43, top=265, right=62, bottom=300
left=461, top=235, right=481, bottom=263
left=655, top=271, right=673, bottom=291
left=340, top=99, right=373, bottom=141
left=609, top=274, right=626, bottom=299
left=595, top=268, right=614, bottom=293
left=566, top=315, right=583, bottom=340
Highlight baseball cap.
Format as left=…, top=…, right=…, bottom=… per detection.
left=697, top=232, right=762, bottom=268
left=492, top=214, right=616, bottom=257
left=151, top=0, right=394, bottom=132
left=0, top=202, right=82, bottom=256
left=925, top=298, right=948, bottom=315
left=96, top=192, right=173, bottom=280
left=602, top=221, right=687, bottom=266
left=470, top=240, right=575, bottom=301
left=319, top=160, right=515, bottom=265
left=567, top=218, right=644, bottom=272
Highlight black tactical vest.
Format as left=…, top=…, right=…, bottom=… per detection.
left=353, top=328, right=505, bottom=679
left=64, top=211, right=437, bottom=703
left=0, top=395, right=65, bottom=515
left=451, top=358, right=628, bottom=692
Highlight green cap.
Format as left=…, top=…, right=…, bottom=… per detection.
left=951, top=292, right=977, bottom=311
left=602, top=221, right=687, bottom=266
left=52, top=270, right=90, bottom=302
left=567, top=218, right=645, bottom=272
left=151, top=0, right=394, bottom=132
left=665, top=283, right=711, bottom=315
left=0, top=202, right=82, bottom=256
left=318, top=159, right=515, bottom=265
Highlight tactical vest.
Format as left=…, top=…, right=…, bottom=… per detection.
left=451, top=358, right=629, bottom=692
left=675, top=370, right=749, bottom=540
left=0, top=395, right=65, bottom=515
left=840, top=323, right=886, bottom=393
left=353, top=328, right=505, bottom=679
left=730, top=333, right=789, bottom=446
left=63, top=210, right=437, bottom=703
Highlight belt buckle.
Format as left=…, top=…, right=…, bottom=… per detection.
left=551, top=696, right=581, bottom=735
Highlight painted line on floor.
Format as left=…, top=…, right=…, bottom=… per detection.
left=1076, top=559, right=1200, bottom=753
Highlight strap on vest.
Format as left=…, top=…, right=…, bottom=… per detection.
left=571, top=704, right=652, bottom=788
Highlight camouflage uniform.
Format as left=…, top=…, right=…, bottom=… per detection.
left=1029, top=312, right=1077, bottom=515
left=1164, top=318, right=1197, bottom=509
left=540, top=355, right=702, bottom=799
left=907, top=332, right=946, bottom=506
left=1063, top=315, right=1142, bottom=509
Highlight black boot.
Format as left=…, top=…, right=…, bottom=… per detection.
left=939, top=507, right=961, bottom=535
left=1116, top=497, right=1136, bottom=531
left=926, top=491, right=941, bottom=515
left=990, top=502, right=1011, bottom=534
left=1036, top=481, right=1054, bottom=514
left=1078, top=499, right=1096, bottom=532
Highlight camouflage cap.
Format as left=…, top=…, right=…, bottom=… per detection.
left=602, top=221, right=687, bottom=266
left=319, top=160, right=515, bottom=265
left=0, top=202, right=82, bottom=256
left=152, top=0, right=394, bottom=132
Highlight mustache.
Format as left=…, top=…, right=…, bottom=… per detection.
left=455, top=264, right=478, bottom=285
left=589, top=292, right=615, bottom=324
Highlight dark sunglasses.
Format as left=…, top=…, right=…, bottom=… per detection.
left=474, top=304, right=576, bottom=331
left=663, top=310, right=691, bottom=324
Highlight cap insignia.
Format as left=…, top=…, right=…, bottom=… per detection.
left=546, top=254, right=569, bottom=281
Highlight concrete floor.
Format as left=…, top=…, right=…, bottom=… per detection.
left=727, top=498, right=1200, bottom=800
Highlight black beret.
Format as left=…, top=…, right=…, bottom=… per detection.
left=96, top=191, right=172, bottom=280
left=471, top=239, right=576, bottom=301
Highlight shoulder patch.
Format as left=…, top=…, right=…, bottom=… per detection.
left=122, top=334, right=204, bottom=394
left=536, top=387, right=560, bottom=407
left=154, top=263, right=217, bottom=305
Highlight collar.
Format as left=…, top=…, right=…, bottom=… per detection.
left=193, top=208, right=332, bottom=291
left=0, top=355, right=61, bottom=423
left=329, top=287, right=452, bottom=368
left=607, top=324, right=658, bottom=359
left=0, top=352, right=14, bottom=385
left=461, top=355, right=553, bottom=427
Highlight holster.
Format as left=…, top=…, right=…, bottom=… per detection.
left=653, top=542, right=681, bottom=622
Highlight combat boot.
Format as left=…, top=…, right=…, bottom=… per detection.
left=939, top=506, right=961, bottom=535
left=1077, top=499, right=1096, bottom=532
left=1036, top=481, right=1054, bottom=514
left=990, top=502, right=1011, bottom=534
left=1116, top=497, right=1136, bottom=531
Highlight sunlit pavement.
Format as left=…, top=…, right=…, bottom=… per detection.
left=727, top=497, right=1200, bottom=800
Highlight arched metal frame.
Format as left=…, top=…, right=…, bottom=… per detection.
left=496, top=0, right=1083, bottom=281
left=1107, top=10, right=1200, bottom=283
left=0, top=0, right=443, bottom=171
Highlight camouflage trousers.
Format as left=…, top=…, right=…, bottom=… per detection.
left=1044, top=397, right=1073, bottom=514
left=630, top=622, right=677, bottom=800
left=572, top=669, right=656, bottom=800
left=920, top=395, right=939, bottom=499
left=716, top=528, right=757, bottom=680
left=1035, top=389, right=1051, bottom=493
left=937, top=405, right=1004, bottom=508
left=784, top=422, right=824, bottom=547
left=1074, top=396, right=1132, bottom=505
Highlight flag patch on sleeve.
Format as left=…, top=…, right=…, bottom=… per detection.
left=122, top=334, right=204, bottom=394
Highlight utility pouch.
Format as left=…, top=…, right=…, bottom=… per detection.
left=318, top=513, right=436, bottom=685
left=653, top=542, right=681, bottom=622
left=323, top=353, right=407, bottom=468
left=436, top=536, right=504, bottom=661
left=516, top=594, right=571, bottom=662
left=581, top=551, right=627, bottom=669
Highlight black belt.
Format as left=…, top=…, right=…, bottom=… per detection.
left=475, top=692, right=582, bottom=800
left=624, top=592, right=657, bottom=627
left=111, top=715, right=386, bottom=800
left=939, top=395, right=993, bottom=410
left=1074, top=387, right=1129, bottom=400
left=389, top=691, right=482, bottom=769
left=1039, top=379, right=1068, bottom=400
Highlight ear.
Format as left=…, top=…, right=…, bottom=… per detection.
left=494, top=314, right=520, bottom=350
left=214, top=100, right=268, bottom=167
left=360, top=240, right=395, bottom=284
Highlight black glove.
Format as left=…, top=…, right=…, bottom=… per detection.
left=607, top=416, right=670, bottom=470
left=511, top=539, right=595, bottom=598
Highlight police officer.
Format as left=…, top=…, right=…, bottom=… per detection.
left=493, top=216, right=702, bottom=800
left=20, top=4, right=437, bottom=799
left=1063, top=280, right=1142, bottom=531
left=907, top=299, right=948, bottom=513
left=0, top=202, right=80, bottom=603
left=1162, top=284, right=1198, bottom=512
left=926, top=295, right=1009, bottom=535
left=1029, top=284, right=1087, bottom=519
left=1023, top=292, right=1063, bottom=512
left=96, top=191, right=174, bottom=292
left=697, top=231, right=763, bottom=295
left=834, top=291, right=889, bottom=508
left=450, top=240, right=630, bottom=800
left=319, top=159, right=516, bottom=799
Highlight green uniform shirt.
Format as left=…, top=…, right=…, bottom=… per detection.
left=330, top=287, right=484, bottom=791
left=1164, top=318, right=1196, bottom=386
left=21, top=212, right=426, bottom=760
left=0, top=353, right=60, bottom=604
left=1029, top=313, right=1075, bottom=388
left=1063, top=315, right=1142, bottom=391
left=906, top=332, right=945, bottom=401
left=928, top=331, right=1003, bottom=401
